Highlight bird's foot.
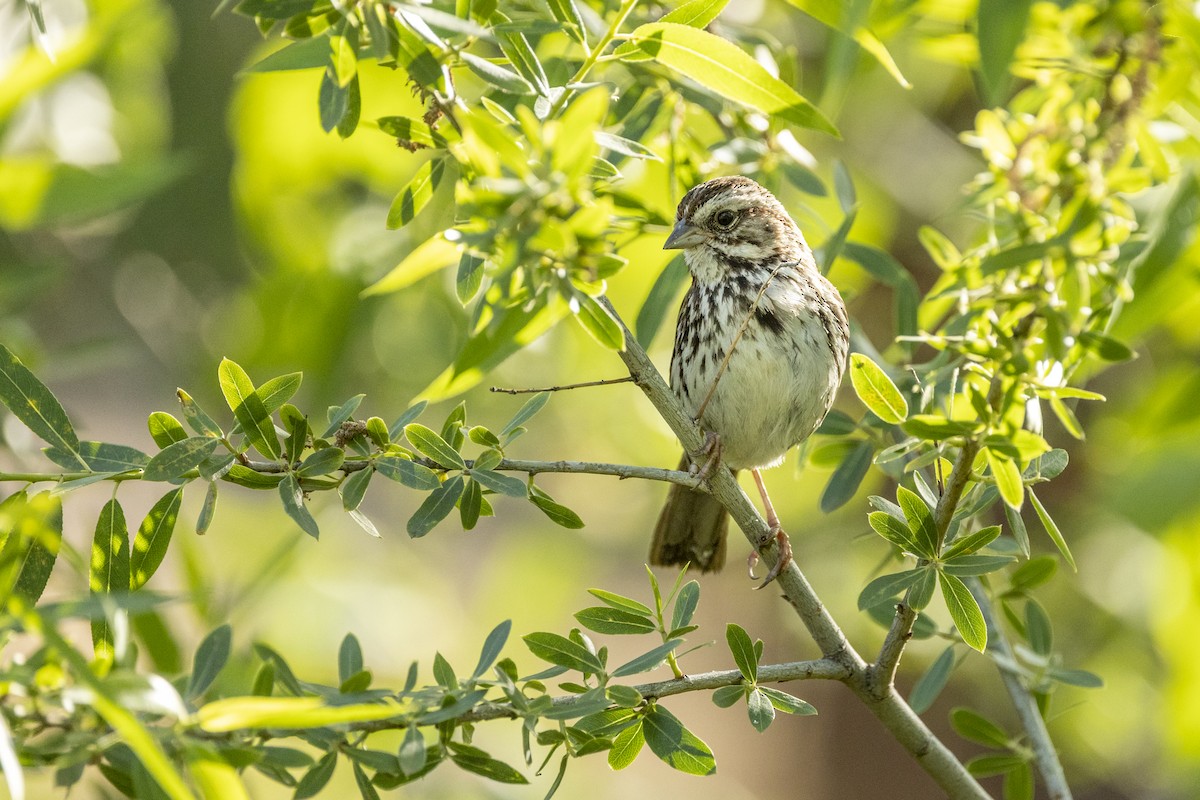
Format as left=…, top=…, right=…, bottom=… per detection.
left=748, top=525, right=793, bottom=590
left=687, top=430, right=722, bottom=482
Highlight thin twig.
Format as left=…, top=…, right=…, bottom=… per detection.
left=598, top=296, right=991, bottom=800
left=489, top=377, right=633, bottom=394
left=968, top=578, right=1073, bottom=800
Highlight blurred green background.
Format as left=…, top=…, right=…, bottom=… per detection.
left=2, top=0, right=1199, bottom=797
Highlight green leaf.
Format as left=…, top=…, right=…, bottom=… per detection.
left=90, top=499, right=131, bottom=659
left=188, top=624, right=232, bottom=700
left=406, top=475, right=464, bottom=538
left=641, top=705, right=716, bottom=776
left=460, top=51, right=532, bottom=93
left=298, top=447, right=345, bottom=477
left=456, top=252, right=485, bottom=304
left=469, top=467, right=526, bottom=497
left=387, top=157, right=450, bottom=230
left=606, top=685, right=644, bottom=708
left=147, top=412, right=188, bottom=448
left=635, top=254, right=688, bottom=348
left=177, top=389, right=222, bottom=438
left=867, top=511, right=927, bottom=558
left=279, top=473, right=319, bottom=539
left=902, top=416, right=982, bottom=440
left=712, top=685, right=745, bottom=708
left=404, top=423, right=465, bottom=469
left=612, top=640, right=682, bottom=678
left=897, top=486, right=938, bottom=557
left=0, top=343, right=84, bottom=467
left=976, top=0, right=1032, bottom=105
left=256, top=372, right=303, bottom=414
left=908, top=567, right=937, bottom=610
left=374, top=456, right=439, bottom=490
left=501, top=392, right=550, bottom=438
left=725, top=623, right=757, bottom=682
left=909, top=645, right=956, bottom=714
left=336, top=633, right=364, bottom=685
left=746, top=688, right=775, bottom=732
left=319, top=67, right=349, bottom=133
left=607, top=722, right=645, bottom=770
left=1010, top=555, right=1057, bottom=592
left=629, top=22, right=837, bottom=136
left=1025, top=598, right=1052, bottom=656
left=848, top=353, right=907, bottom=424
left=942, top=554, right=1016, bottom=576
left=340, top=467, right=372, bottom=511
left=492, top=14, right=549, bottom=95
left=143, top=436, right=221, bottom=482
left=458, top=477, right=481, bottom=529
left=575, top=607, right=657, bottom=635
left=939, top=573, right=987, bottom=652
left=0, top=491, right=62, bottom=606
left=987, top=448, right=1024, bottom=511
left=376, top=116, right=447, bottom=148
left=671, top=580, right=700, bottom=631
left=1028, top=489, right=1076, bottom=571
left=196, top=481, right=218, bottom=535
left=130, top=488, right=184, bottom=590
left=856, top=569, right=922, bottom=611
left=294, top=752, right=337, bottom=799
left=942, top=525, right=1002, bottom=559
left=398, top=726, right=426, bottom=776
left=951, top=707, right=1010, bottom=748
left=754, top=686, right=814, bottom=716
left=571, top=291, right=625, bottom=350
left=449, top=750, right=528, bottom=784
left=819, top=440, right=872, bottom=512
left=522, top=632, right=603, bottom=673
left=218, top=359, right=280, bottom=460
left=471, top=619, right=509, bottom=678
left=587, top=589, right=653, bottom=616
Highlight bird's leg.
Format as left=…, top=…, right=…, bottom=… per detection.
left=687, top=430, right=722, bottom=481
left=747, top=468, right=792, bottom=590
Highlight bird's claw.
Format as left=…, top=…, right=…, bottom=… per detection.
left=687, top=431, right=722, bottom=482
left=750, top=526, right=793, bottom=590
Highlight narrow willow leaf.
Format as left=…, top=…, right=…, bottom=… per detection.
left=469, top=468, right=526, bottom=497
left=571, top=291, right=625, bottom=350
left=759, top=686, right=816, bottom=715
left=867, top=511, right=926, bottom=558
left=177, top=389, right=222, bottom=438
left=909, top=645, right=956, bottom=714
left=857, top=569, right=922, bottom=611
left=1025, top=598, right=1052, bottom=656
left=977, top=0, right=1032, bottom=105
left=939, top=573, right=987, bottom=652
left=449, top=751, right=528, bottom=784
left=375, top=456, right=439, bottom=490
left=909, top=567, right=937, bottom=610
left=188, top=624, right=232, bottom=699
left=298, top=447, right=345, bottom=477
left=404, top=423, right=466, bottom=469
left=387, top=157, right=450, bottom=229
left=712, top=685, right=745, bottom=708
left=459, top=477, right=482, bottom=529
left=849, top=353, right=907, bottom=424
left=592, top=131, right=662, bottom=161
left=523, top=632, right=603, bottom=673
left=218, top=359, right=280, bottom=460
left=318, top=66, right=349, bottom=132
left=279, top=473, right=319, bottom=539
left=399, top=726, right=426, bottom=777
left=1048, top=396, right=1084, bottom=440
left=131, top=488, right=184, bottom=590
left=819, top=440, right=871, bottom=512
left=611, top=639, right=682, bottom=678
left=987, top=448, right=1024, bottom=511
left=942, top=525, right=1002, bottom=559
left=902, top=416, right=982, bottom=440
left=747, top=688, right=776, bottom=732
left=143, top=437, right=221, bottom=482
left=456, top=252, right=485, bottom=304
left=725, top=623, right=757, bottom=682
left=472, top=619, right=510, bottom=678
left=0, top=343, right=84, bottom=467
left=780, top=0, right=909, bottom=88
left=501, top=392, right=550, bottom=437
left=671, top=581, right=700, bottom=631
left=377, top=116, right=447, bottom=148
left=0, top=713, right=23, bottom=800
left=197, top=481, right=218, bottom=535
left=587, top=589, right=653, bottom=616
left=1028, top=489, right=1076, bottom=570
left=340, top=467, right=372, bottom=511
left=90, top=499, right=131, bottom=659
left=641, top=705, right=716, bottom=776
left=951, top=707, right=1010, bottom=748
left=607, top=722, right=644, bottom=770
left=0, top=491, right=62, bottom=605
left=338, top=633, right=364, bottom=684
left=461, top=51, right=532, bottom=93
left=1010, top=555, right=1057, bottom=591
left=148, top=412, right=188, bottom=448
left=629, top=22, right=836, bottom=135
left=574, top=607, right=657, bottom=635
left=896, top=486, right=937, bottom=556
left=407, top=475, right=464, bottom=538
left=188, top=746, right=250, bottom=800
left=942, top=554, right=1016, bottom=576
left=294, top=752, right=337, bottom=799
left=492, top=13, right=550, bottom=95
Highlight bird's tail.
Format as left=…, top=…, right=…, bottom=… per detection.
left=649, top=455, right=729, bottom=571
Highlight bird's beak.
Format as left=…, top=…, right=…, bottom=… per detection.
left=663, top=219, right=706, bottom=250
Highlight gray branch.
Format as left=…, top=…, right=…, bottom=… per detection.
left=599, top=297, right=991, bottom=800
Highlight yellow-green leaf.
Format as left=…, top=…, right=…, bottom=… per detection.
left=386, top=157, right=451, bottom=230
left=939, top=572, right=987, bottom=652
left=986, top=447, right=1024, bottom=511
left=196, top=696, right=403, bottom=732
left=628, top=22, right=838, bottom=136
left=362, top=235, right=459, bottom=297
left=849, top=353, right=907, bottom=424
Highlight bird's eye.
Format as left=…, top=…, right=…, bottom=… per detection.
left=715, top=210, right=737, bottom=228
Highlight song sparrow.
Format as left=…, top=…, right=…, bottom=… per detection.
left=649, top=176, right=849, bottom=584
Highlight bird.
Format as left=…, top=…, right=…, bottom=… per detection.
left=649, top=175, right=849, bottom=586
